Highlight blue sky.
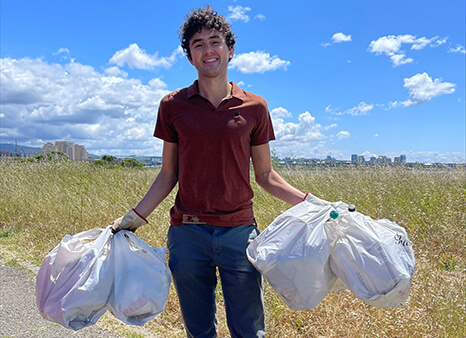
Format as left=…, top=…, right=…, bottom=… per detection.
left=1, top=0, right=465, bottom=163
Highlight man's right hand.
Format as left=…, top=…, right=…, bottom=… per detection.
left=111, top=208, right=148, bottom=232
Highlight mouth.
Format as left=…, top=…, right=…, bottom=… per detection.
left=203, top=57, right=218, bottom=64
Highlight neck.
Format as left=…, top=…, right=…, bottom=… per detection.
left=197, top=75, right=231, bottom=108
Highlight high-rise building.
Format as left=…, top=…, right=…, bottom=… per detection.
left=55, top=141, right=75, bottom=158
left=40, top=141, right=89, bottom=161
left=40, top=142, right=55, bottom=156
left=73, top=144, right=89, bottom=161
left=377, top=155, right=391, bottom=164
left=394, top=155, right=407, bottom=164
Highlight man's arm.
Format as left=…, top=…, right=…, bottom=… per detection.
left=134, top=141, right=178, bottom=218
left=251, top=143, right=306, bottom=205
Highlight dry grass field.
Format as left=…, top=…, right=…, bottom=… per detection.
left=0, top=160, right=464, bottom=337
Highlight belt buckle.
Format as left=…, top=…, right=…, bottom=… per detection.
left=182, top=214, right=206, bottom=224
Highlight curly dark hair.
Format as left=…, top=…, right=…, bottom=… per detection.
left=179, top=5, right=236, bottom=60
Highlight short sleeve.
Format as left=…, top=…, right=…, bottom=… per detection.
left=250, top=98, right=275, bottom=146
left=154, top=96, right=178, bottom=143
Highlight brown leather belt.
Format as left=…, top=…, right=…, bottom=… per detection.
left=182, top=214, right=258, bottom=226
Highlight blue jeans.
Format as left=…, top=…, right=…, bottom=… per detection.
left=167, top=224, right=265, bottom=338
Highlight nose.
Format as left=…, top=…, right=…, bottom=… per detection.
left=203, top=44, right=214, bottom=55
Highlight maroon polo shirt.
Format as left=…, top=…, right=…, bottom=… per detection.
left=154, top=81, right=275, bottom=227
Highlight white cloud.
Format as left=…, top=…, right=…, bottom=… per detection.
left=271, top=142, right=345, bottom=161
left=270, top=107, right=292, bottom=120
left=321, top=32, right=352, bottom=47
left=389, top=53, right=413, bottom=66
left=344, top=102, right=373, bottom=116
left=52, top=48, right=73, bottom=61
left=229, top=51, right=290, bottom=73
left=104, top=66, right=128, bottom=78
left=53, top=48, right=70, bottom=56
left=403, top=151, right=465, bottom=164
left=0, top=57, right=170, bottom=155
left=228, top=5, right=251, bottom=22
left=326, top=102, right=374, bottom=116
left=336, top=131, right=350, bottom=140
left=448, top=45, right=466, bottom=54
left=391, top=72, right=456, bottom=107
left=109, top=44, right=183, bottom=70
left=332, top=32, right=352, bottom=43
left=324, top=123, right=338, bottom=130
left=255, top=14, right=266, bottom=21
left=269, top=107, right=330, bottom=157
left=369, top=34, right=447, bottom=66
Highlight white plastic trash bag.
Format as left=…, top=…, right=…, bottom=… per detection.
left=247, top=193, right=415, bottom=310
left=36, top=226, right=172, bottom=330
left=108, top=230, right=172, bottom=325
left=36, top=226, right=114, bottom=330
left=246, top=199, right=340, bottom=311
left=329, top=212, right=415, bottom=307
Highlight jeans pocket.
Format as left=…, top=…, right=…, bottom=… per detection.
left=248, top=225, right=260, bottom=243
left=166, top=225, right=174, bottom=251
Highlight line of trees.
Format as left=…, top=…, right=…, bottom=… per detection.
left=13, top=150, right=69, bottom=163
left=93, top=155, right=143, bottom=168
left=13, top=153, right=143, bottom=168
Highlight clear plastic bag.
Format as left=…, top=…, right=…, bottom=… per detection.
left=247, top=193, right=415, bottom=310
left=36, top=226, right=114, bottom=330
left=108, top=231, right=172, bottom=325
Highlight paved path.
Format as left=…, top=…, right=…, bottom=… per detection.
left=0, top=262, right=121, bottom=338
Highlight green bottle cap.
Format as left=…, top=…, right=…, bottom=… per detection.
left=330, top=210, right=339, bottom=219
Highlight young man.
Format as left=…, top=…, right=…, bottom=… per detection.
left=112, top=5, right=306, bottom=337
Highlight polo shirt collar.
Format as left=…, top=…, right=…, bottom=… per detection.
left=187, top=80, right=245, bottom=102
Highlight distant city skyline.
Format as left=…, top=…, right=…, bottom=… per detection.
left=1, top=141, right=459, bottom=165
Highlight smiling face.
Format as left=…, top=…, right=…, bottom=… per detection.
left=188, top=27, right=234, bottom=79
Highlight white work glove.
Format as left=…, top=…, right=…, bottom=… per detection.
left=304, top=192, right=331, bottom=206
left=111, top=208, right=148, bottom=232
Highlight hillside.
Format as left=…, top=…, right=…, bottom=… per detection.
left=0, top=143, right=41, bottom=153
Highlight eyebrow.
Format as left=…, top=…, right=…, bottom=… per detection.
left=190, top=34, right=222, bottom=46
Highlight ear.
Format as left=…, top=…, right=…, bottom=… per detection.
left=228, top=46, right=235, bottom=61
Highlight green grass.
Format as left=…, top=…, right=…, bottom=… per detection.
left=0, top=160, right=464, bottom=337
left=5, top=258, right=21, bottom=267
left=124, top=331, right=145, bottom=338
